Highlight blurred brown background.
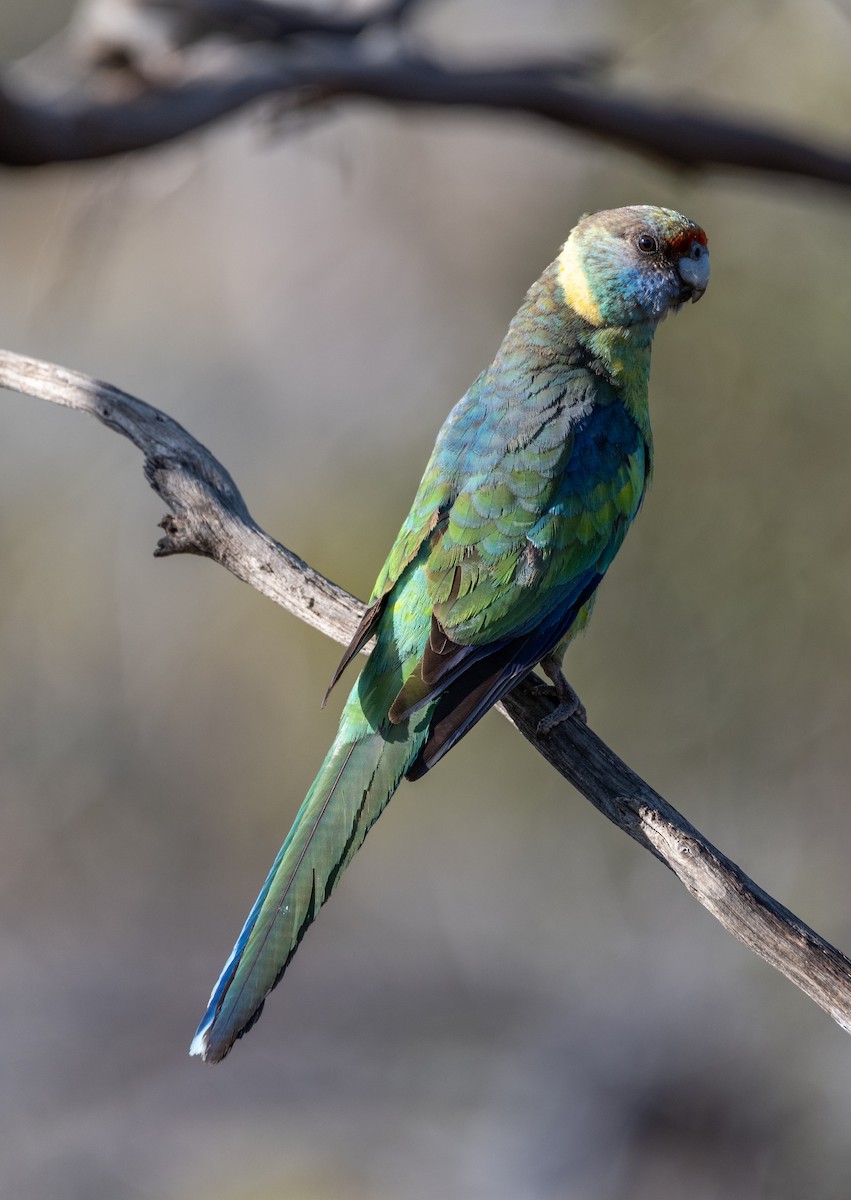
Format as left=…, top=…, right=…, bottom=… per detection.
left=2, top=1, right=851, bottom=1197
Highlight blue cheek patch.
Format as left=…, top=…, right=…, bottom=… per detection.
left=613, top=262, right=674, bottom=320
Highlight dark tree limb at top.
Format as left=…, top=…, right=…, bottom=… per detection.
left=0, top=0, right=849, bottom=188
left=150, top=0, right=425, bottom=42
left=2, top=345, right=851, bottom=1037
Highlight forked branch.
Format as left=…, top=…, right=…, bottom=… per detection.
left=2, top=346, right=851, bottom=1034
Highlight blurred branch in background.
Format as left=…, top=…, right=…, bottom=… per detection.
left=3, top=345, right=851, bottom=1039
left=1, top=0, right=850, bottom=186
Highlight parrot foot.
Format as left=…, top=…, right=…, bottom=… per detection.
left=535, top=657, right=587, bottom=734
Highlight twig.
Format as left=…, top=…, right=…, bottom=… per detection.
left=2, top=346, right=851, bottom=1035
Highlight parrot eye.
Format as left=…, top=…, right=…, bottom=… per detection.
left=636, top=233, right=659, bottom=254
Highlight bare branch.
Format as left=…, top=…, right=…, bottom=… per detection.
left=499, top=691, right=851, bottom=1035
left=2, top=345, right=851, bottom=1036
left=0, top=1, right=848, bottom=188
left=0, top=351, right=360, bottom=641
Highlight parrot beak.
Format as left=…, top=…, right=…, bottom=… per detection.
left=677, top=240, right=710, bottom=303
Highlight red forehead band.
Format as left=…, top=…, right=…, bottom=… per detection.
left=668, top=227, right=708, bottom=252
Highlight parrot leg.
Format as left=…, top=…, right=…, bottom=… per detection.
left=535, top=653, right=587, bottom=734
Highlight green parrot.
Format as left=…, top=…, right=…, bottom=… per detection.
left=191, top=205, right=709, bottom=1062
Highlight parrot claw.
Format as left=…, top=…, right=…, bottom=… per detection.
left=535, top=657, right=587, bottom=734
left=536, top=692, right=587, bottom=735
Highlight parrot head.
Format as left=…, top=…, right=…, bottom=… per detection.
left=558, top=205, right=709, bottom=328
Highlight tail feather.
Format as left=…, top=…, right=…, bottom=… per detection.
left=190, top=697, right=429, bottom=1063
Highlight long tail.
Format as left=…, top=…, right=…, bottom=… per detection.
left=190, top=689, right=430, bottom=1063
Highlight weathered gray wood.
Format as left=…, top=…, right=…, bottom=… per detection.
left=499, top=690, right=851, bottom=1034
left=0, top=351, right=362, bottom=644
left=3, top=345, right=851, bottom=1035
